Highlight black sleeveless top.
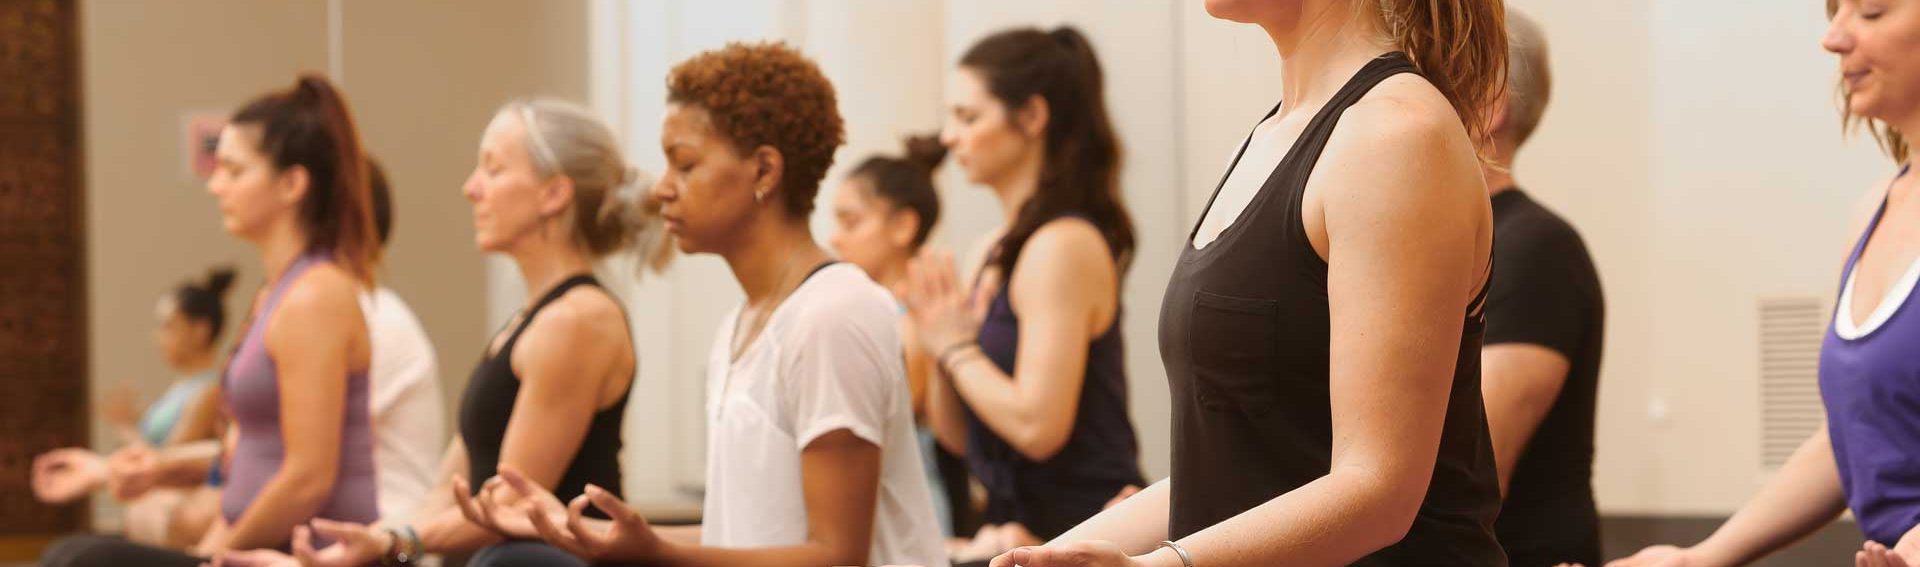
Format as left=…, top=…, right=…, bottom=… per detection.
left=460, top=275, right=630, bottom=507
left=1158, top=53, right=1505, bottom=565
left=965, top=214, right=1146, bottom=539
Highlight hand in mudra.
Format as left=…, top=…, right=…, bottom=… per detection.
left=903, top=248, right=980, bottom=357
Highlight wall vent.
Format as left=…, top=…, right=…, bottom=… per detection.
left=1759, top=296, right=1827, bottom=468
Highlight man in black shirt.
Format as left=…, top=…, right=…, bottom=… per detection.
left=1477, top=9, right=1608, bottom=567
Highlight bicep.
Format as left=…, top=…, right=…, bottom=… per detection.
left=1481, top=344, right=1570, bottom=419
left=1479, top=344, right=1570, bottom=483
left=266, top=288, right=363, bottom=469
left=496, top=320, right=616, bottom=488
left=1006, top=224, right=1114, bottom=407
left=1319, top=110, right=1485, bottom=483
left=798, top=430, right=881, bottom=561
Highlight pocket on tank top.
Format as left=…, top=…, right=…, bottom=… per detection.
left=1187, top=289, right=1285, bottom=414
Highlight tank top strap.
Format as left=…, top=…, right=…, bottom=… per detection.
left=1289, top=52, right=1419, bottom=177
left=256, top=252, right=327, bottom=322
left=1466, top=255, right=1496, bottom=319
left=502, top=274, right=603, bottom=349
left=1837, top=165, right=1911, bottom=299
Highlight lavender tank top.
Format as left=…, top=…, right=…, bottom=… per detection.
left=1821, top=165, right=1920, bottom=545
left=221, top=253, right=379, bottom=531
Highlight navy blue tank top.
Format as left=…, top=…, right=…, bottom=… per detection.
left=965, top=215, right=1145, bottom=539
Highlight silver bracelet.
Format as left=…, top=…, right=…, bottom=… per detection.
left=1158, top=540, right=1195, bottom=567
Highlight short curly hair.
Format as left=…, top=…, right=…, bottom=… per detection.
left=667, top=42, right=845, bottom=217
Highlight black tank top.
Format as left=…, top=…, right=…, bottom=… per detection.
left=1157, top=53, right=1504, bottom=565
left=460, top=275, right=630, bottom=507
left=966, top=214, right=1145, bottom=539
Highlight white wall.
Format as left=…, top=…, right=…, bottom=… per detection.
left=561, top=1, right=1190, bottom=505
left=552, top=0, right=1902, bottom=518
left=939, top=0, right=1187, bottom=482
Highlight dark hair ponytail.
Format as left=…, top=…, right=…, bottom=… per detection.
left=850, top=134, right=945, bottom=250
left=960, top=26, right=1135, bottom=276
left=231, top=74, right=379, bottom=282
left=175, top=266, right=237, bottom=343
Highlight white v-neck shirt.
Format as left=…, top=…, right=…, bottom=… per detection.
left=701, top=263, right=949, bottom=567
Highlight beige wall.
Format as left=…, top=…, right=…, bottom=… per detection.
left=81, top=0, right=586, bottom=527
left=342, top=0, right=589, bottom=413
left=81, top=0, right=327, bottom=450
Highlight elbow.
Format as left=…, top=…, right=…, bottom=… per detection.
left=1370, top=500, right=1421, bottom=549
left=815, top=538, right=869, bottom=567
left=280, top=461, right=341, bottom=508
left=1010, top=427, right=1069, bottom=462
left=1340, top=469, right=1429, bottom=552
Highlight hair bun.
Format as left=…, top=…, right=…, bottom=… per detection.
left=205, top=266, right=238, bottom=298
left=902, top=134, right=947, bottom=171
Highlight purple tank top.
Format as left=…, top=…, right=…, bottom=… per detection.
left=1821, top=165, right=1920, bottom=545
left=221, top=253, right=379, bottom=531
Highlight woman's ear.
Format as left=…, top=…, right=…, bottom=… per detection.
left=888, top=209, right=922, bottom=249
left=276, top=165, right=312, bottom=207
left=1016, top=94, right=1052, bottom=139
left=539, top=175, right=578, bottom=219
left=752, top=145, right=786, bottom=204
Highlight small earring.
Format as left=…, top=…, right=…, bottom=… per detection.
left=754, top=190, right=766, bottom=204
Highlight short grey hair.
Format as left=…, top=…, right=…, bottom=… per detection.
left=1503, top=8, right=1552, bottom=148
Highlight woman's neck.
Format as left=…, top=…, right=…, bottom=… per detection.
left=990, top=152, right=1044, bottom=223
left=255, top=218, right=309, bottom=285
left=1264, top=0, right=1394, bottom=112
left=174, top=350, right=217, bottom=376
left=870, top=257, right=911, bottom=293
left=507, top=224, right=596, bottom=308
left=723, top=215, right=828, bottom=304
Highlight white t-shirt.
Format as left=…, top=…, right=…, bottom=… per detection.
left=360, top=287, right=447, bottom=524
left=701, top=264, right=948, bottom=567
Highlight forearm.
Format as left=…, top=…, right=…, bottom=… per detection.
left=1168, top=470, right=1423, bottom=567
left=1690, top=434, right=1847, bottom=566
left=657, top=525, right=701, bottom=546
left=1051, top=478, right=1171, bottom=554
left=925, top=370, right=969, bottom=456
left=946, top=352, right=1049, bottom=454
left=155, top=443, right=220, bottom=488
left=223, top=469, right=335, bottom=549
left=417, top=506, right=502, bottom=554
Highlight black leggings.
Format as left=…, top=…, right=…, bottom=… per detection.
left=40, top=534, right=203, bottom=567
left=468, top=540, right=589, bottom=567
left=42, top=535, right=622, bottom=567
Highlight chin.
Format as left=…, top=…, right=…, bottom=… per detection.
left=1847, top=94, right=1885, bottom=121
left=220, top=218, right=252, bottom=239
left=670, top=233, right=705, bottom=255
left=1203, top=0, right=1252, bottom=22
left=473, top=235, right=504, bottom=253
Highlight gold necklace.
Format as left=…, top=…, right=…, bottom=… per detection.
left=730, top=250, right=810, bottom=360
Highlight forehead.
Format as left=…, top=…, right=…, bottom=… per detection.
left=832, top=178, right=876, bottom=207
left=481, top=111, right=529, bottom=153
left=216, top=124, right=262, bottom=158
left=662, top=103, right=721, bottom=144
left=951, top=68, right=993, bottom=103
